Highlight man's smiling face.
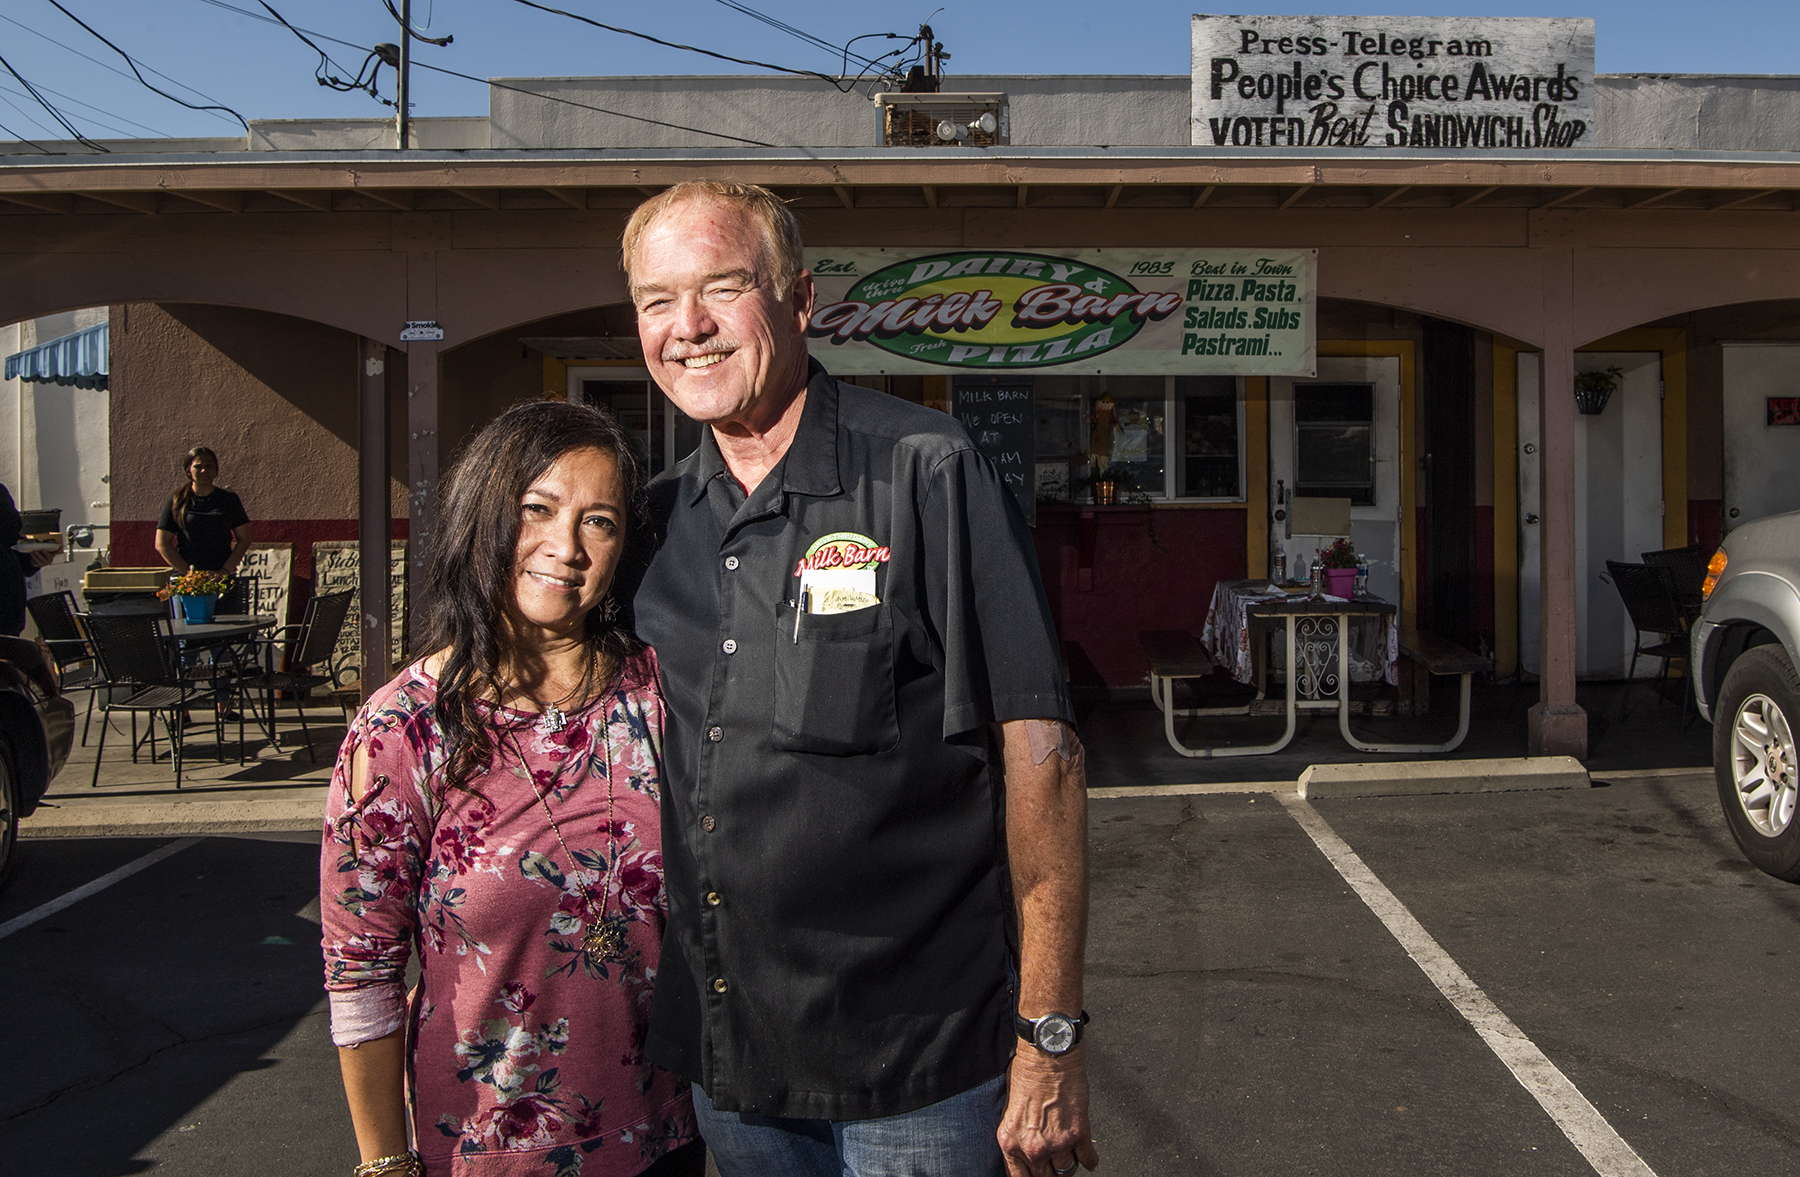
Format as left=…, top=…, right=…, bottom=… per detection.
left=630, top=196, right=815, bottom=434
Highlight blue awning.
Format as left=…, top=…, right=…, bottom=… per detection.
left=4, top=322, right=108, bottom=390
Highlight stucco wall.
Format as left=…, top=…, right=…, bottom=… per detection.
left=489, top=74, right=1191, bottom=149
left=248, top=117, right=490, bottom=151
left=14, top=73, right=1800, bottom=156
left=109, top=302, right=407, bottom=570
left=1595, top=76, right=1800, bottom=152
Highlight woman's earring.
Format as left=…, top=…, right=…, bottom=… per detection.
left=601, top=594, right=620, bottom=622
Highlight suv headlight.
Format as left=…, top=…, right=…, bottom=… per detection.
left=1703, top=549, right=1728, bottom=600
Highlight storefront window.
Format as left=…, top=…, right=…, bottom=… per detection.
left=1294, top=382, right=1375, bottom=505
left=1028, top=375, right=1241, bottom=504
left=1175, top=375, right=1243, bottom=499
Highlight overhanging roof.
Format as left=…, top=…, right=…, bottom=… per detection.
left=2, top=147, right=1799, bottom=216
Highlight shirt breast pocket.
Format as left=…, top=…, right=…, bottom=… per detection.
left=773, top=603, right=899, bottom=756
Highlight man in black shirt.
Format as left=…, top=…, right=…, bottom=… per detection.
left=627, top=181, right=1098, bottom=1177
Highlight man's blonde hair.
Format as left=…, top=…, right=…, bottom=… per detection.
left=621, top=181, right=806, bottom=296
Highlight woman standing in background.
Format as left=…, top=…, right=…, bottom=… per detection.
left=155, top=446, right=251, bottom=575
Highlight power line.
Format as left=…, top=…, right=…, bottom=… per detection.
left=44, top=0, right=249, bottom=131
left=709, top=0, right=914, bottom=82
left=0, top=51, right=106, bottom=150
left=411, top=59, right=775, bottom=148
left=194, top=0, right=777, bottom=147
left=0, top=11, right=242, bottom=124
left=0, top=115, right=54, bottom=152
left=505, top=0, right=857, bottom=92
left=252, top=0, right=393, bottom=104
left=0, top=77, right=174, bottom=138
left=0, top=91, right=59, bottom=148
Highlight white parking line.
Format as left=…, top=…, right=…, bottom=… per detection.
left=1278, top=794, right=1658, bottom=1177
left=0, top=837, right=203, bottom=942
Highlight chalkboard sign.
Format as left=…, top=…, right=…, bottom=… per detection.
left=954, top=378, right=1036, bottom=526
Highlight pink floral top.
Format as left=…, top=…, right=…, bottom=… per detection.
left=320, top=649, right=696, bottom=1177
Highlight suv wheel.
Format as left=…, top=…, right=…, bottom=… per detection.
left=1715, top=644, right=1800, bottom=881
left=0, top=748, right=16, bottom=890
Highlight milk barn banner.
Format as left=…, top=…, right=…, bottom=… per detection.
left=1191, top=15, right=1595, bottom=149
left=804, top=248, right=1316, bottom=377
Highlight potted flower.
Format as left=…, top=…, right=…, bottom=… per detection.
left=157, top=569, right=234, bottom=623
left=1317, top=538, right=1358, bottom=598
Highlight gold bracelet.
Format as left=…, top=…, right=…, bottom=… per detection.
left=352, top=1152, right=421, bottom=1177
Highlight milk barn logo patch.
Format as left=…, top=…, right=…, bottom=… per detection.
left=793, top=532, right=890, bottom=577
left=808, top=251, right=1183, bottom=371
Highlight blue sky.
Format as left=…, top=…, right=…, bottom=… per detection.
left=0, top=1, right=1795, bottom=142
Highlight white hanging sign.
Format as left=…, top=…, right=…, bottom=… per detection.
left=1191, top=14, right=1596, bottom=150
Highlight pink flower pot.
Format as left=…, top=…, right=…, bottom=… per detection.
left=1323, top=567, right=1356, bottom=598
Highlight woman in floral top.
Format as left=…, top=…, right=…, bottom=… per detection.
left=321, top=402, right=700, bottom=1177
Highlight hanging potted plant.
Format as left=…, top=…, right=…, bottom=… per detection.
left=1574, top=365, right=1624, bottom=416
left=1318, top=538, right=1359, bottom=598
left=157, top=568, right=233, bottom=624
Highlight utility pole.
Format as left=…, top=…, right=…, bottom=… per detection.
left=395, top=0, right=411, bottom=149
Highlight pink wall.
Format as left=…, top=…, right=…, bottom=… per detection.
left=1033, top=507, right=1248, bottom=688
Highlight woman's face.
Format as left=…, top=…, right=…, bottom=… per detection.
left=507, top=446, right=628, bottom=643
left=188, top=454, right=217, bottom=489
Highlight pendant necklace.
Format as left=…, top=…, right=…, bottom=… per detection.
left=503, top=650, right=625, bottom=964
left=522, top=655, right=597, bottom=737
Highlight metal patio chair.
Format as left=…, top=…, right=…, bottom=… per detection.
left=1641, top=545, right=1709, bottom=621
left=237, top=589, right=354, bottom=762
left=1605, top=559, right=1692, bottom=714
left=216, top=574, right=260, bottom=616
left=84, top=613, right=216, bottom=789
left=26, top=590, right=113, bottom=745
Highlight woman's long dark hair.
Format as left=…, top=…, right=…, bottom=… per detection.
left=170, top=446, right=218, bottom=531
left=417, top=400, right=651, bottom=792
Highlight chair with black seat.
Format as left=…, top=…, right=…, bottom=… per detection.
left=216, top=575, right=260, bottom=616
left=1641, top=545, right=1708, bottom=620
left=239, top=589, right=354, bottom=762
left=190, top=574, right=265, bottom=760
left=26, top=590, right=111, bottom=745
left=84, top=612, right=215, bottom=788
left=1605, top=559, right=1692, bottom=711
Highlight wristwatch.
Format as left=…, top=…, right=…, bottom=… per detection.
left=1015, top=1009, right=1089, bottom=1056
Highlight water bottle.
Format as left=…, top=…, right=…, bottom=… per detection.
left=1354, top=555, right=1370, bottom=598
left=1272, top=540, right=1287, bottom=585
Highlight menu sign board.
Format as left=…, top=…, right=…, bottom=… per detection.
left=1191, top=15, right=1595, bottom=150
left=805, top=247, right=1315, bottom=377
left=953, top=379, right=1036, bottom=524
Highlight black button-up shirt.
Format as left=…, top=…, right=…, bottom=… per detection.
left=632, top=362, right=1072, bottom=1120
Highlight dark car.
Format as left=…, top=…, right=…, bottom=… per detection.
left=0, top=635, right=76, bottom=888
left=1691, top=511, right=1800, bottom=881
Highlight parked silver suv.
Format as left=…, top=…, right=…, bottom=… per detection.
left=1693, top=510, right=1800, bottom=881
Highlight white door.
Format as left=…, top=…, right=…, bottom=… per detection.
left=1269, top=356, right=1402, bottom=604
left=1518, top=351, right=1663, bottom=678
left=1723, top=343, right=1800, bottom=532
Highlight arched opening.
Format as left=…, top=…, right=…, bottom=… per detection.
left=1507, top=299, right=1800, bottom=682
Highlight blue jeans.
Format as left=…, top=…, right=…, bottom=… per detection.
left=694, top=1075, right=1006, bottom=1177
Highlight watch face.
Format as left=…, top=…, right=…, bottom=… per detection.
left=1036, top=1014, right=1076, bottom=1054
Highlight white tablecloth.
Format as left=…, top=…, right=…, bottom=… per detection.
left=1202, top=580, right=1399, bottom=687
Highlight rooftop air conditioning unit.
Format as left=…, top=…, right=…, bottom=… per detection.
left=874, top=93, right=1009, bottom=148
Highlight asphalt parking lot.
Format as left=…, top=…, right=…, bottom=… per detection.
left=4, top=769, right=1796, bottom=1175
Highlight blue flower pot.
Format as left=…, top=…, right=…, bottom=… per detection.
left=177, top=593, right=219, bottom=624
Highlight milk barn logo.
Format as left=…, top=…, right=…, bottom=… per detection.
left=808, top=251, right=1183, bottom=370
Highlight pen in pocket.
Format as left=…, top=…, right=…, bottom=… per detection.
left=794, top=588, right=808, bottom=642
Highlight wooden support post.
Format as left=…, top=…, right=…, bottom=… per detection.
left=406, top=249, right=440, bottom=655
left=1529, top=247, right=1587, bottom=757
left=359, top=337, right=393, bottom=699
